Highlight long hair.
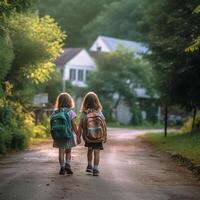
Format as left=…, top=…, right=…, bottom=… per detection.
left=54, top=92, right=75, bottom=110
left=80, top=91, right=102, bottom=112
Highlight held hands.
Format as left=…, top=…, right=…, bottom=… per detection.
left=76, top=136, right=81, bottom=145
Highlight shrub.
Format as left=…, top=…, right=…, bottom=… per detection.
left=33, top=125, right=48, bottom=138
left=0, top=126, right=12, bottom=153
left=182, top=111, right=200, bottom=132
left=130, top=105, right=143, bottom=125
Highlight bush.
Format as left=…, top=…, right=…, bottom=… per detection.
left=11, top=131, right=28, bottom=150
left=0, top=125, right=29, bottom=153
left=0, top=126, right=12, bottom=153
left=0, top=105, right=31, bottom=153
left=182, top=111, right=200, bottom=132
left=33, top=125, right=48, bottom=138
left=130, top=105, right=143, bottom=125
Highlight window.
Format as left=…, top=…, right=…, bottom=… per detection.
left=78, top=69, right=84, bottom=81
left=69, top=69, right=76, bottom=81
left=86, top=70, right=91, bottom=81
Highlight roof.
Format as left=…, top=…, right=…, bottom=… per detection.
left=55, top=48, right=82, bottom=65
left=88, top=50, right=107, bottom=59
left=98, top=36, right=148, bottom=54
left=88, top=50, right=98, bottom=59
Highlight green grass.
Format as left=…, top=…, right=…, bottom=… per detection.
left=139, top=131, right=200, bottom=164
left=108, top=121, right=164, bottom=129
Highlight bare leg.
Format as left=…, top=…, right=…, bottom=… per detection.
left=94, top=149, right=100, bottom=167
left=65, top=148, right=73, bottom=174
left=59, top=148, right=65, bottom=167
left=65, top=148, right=71, bottom=162
left=87, top=148, right=93, bottom=166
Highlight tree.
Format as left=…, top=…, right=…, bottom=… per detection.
left=37, top=0, right=116, bottom=46
left=86, top=48, right=154, bottom=122
left=83, top=0, right=147, bottom=46
left=0, top=2, right=66, bottom=152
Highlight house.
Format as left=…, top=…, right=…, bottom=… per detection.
left=90, top=35, right=148, bottom=56
left=54, top=36, right=160, bottom=124
left=55, top=48, right=96, bottom=88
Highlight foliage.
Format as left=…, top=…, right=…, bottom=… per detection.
left=130, top=104, right=143, bottom=125
left=35, top=71, right=63, bottom=105
left=37, top=0, right=116, bottom=46
left=140, top=132, right=200, bottom=164
left=137, top=0, right=200, bottom=109
left=85, top=0, right=200, bottom=111
left=5, top=12, right=65, bottom=85
left=186, top=5, right=200, bottom=52
left=0, top=104, right=30, bottom=153
left=0, top=2, right=66, bottom=153
left=87, top=48, right=154, bottom=122
left=0, top=0, right=34, bottom=15
left=182, top=111, right=200, bottom=132
left=0, top=36, right=14, bottom=83
left=83, top=0, right=145, bottom=45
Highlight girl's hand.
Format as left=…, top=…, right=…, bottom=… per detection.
left=77, top=137, right=81, bottom=145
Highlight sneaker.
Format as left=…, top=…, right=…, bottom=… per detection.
left=93, top=168, right=100, bottom=176
left=65, top=164, right=73, bottom=175
left=59, top=167, right=65, bottom=175
left=86, top=165, right=93, bottom=173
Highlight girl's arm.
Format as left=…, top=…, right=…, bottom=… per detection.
left=104, top=120, right=107, bottom=143
left=71, top=119, right=78, bottom=135
left=72, top=119, right=81, bottom=145
left=77, top=118, right=83, bottom=138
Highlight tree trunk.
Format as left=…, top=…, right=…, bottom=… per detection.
left=192, top=106, right=197, bottom=132
left=164, top=105, right=168, bottom=138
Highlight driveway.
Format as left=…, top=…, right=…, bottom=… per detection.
left=0, top=128, right=199, bottom=200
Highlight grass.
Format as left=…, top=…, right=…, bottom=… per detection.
left=139, top=131, right=200, bottom=164
left=108, top=121, right=164, bottom=129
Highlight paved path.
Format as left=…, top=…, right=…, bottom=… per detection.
left=0, top=128, right=200, bottom=200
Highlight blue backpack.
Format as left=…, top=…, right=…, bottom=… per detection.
left=50, top=108, right=73, bottom=140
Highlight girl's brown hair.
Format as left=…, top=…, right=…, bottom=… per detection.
left=80, top=91, right=102, bottom=112
left=54, top=92, right=75, bottom=109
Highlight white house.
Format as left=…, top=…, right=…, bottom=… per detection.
left=55, top=48, right=96, bottom=88
left=90, top=35, right=148, bottom=56
left=54, top=36, right=159, bottom=124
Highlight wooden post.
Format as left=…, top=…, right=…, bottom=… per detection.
left=192, top=106, right=197, bottom=132
left=164, top=105, right=168, bottom=138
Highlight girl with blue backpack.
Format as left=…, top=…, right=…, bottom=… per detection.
left=51, top=92, right=81, bottom=175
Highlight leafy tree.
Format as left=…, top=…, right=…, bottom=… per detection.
left=86, top=48, right=154, bottom=122
left=83, top=0, right=146, bottom=45
left=84, top=0, right=200, bottom=110
left=0, top=36, right=14, bottom=84
left=37, top=0, right=116, bottom=46
left=0, top=0, right=33, bottom=15
left=139, top=0, right=200, bottom=110
left=0, top=1, right=66, bottom=152
left=186, top=5, right=200, bottom=52
left=6, top=12, right=65, bottom=85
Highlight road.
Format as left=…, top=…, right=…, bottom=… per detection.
left=0, top=128, right=200, bottom=200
